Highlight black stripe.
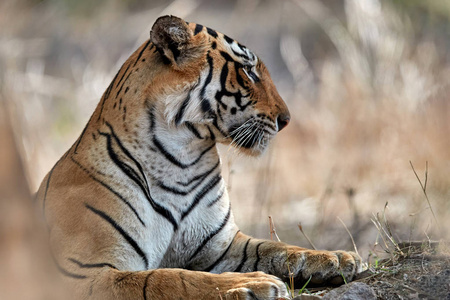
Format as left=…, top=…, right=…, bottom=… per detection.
left=56, top=265, right=87, bottom=279
left=52, top=253, right=87, bottom=279
left=188, top=204, right=231, bottom=261
left=158, top=161, right=220, bottom=195
left=174, top=81, right=200, bottom=126
left=194, top=24, right=203, bottom=35
left=99, top=126, right=178, bottom=230
left=234, top=62, right=248, bottom=89
left=176, top=160, right=220, bottom=187
left=104, top=123, right=177, bottom=228
left=231, top=48, right=250, bottom=60
left=99, top=131, right=147, bottom=193
left=185, top=122, right=203, bottom=139
left=216, top=102, right=224, bottom=122
left=68, top=258, right=117, bottom=270
left=220, top=51, right=234, bottom=62
left=206, top=27, right=218, bottom=38
left=216, top=53, right=253, bottom=114
left=142, top=271, right=154, bottom=300
left=85, top=203, right=149, bottom=269
left=247, top=290, right=258, bottom=300
left=181, top=174, right=222, bottom=220
left=200, top=53, right=214, bottom=113
left=105, top=122, right=150, bottom=191
left=211, top=117, right=228, bottom=137
left=133, top=40, right=151, bottom=67
left=70, top=157, right=145, bottom=226
left=253, top=242, right=264, bottom=271
left=201, top=98, right=211, bottom=115
left=223, top=35, right=234, bottom=45
left=214, top=70, right=229, bottom=110
left=237, top=42, right=247, bottom=51
left=234, top=238, right=251, bottom=272
left=207, top=188, right=224, bottom=207
left=148, top=104, right=156, bottom=130
left=175, top=92, right=191, bottom=125
left=152, top=136, right=215, bottom=169
left=217, top=63, right=229, bottom=108
left=204, top=231, right=239, bottom=272
left=115, top=71, right=132, bottom=99
left=115, top=272, right=134, bottom=283
left=115, top=63, right=131, bottom=88
left=207, top=125, right=216, bottom=141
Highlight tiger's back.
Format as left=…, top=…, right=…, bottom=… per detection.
left=37, top=16, right=361, bottom=300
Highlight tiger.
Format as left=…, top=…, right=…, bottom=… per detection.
left=36, top=15, right=362, bottom=300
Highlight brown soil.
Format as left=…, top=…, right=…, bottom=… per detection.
left=294, top=242, right=450, bottom=300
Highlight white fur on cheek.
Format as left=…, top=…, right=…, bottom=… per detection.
left=162, top=69, right=219, bottom=126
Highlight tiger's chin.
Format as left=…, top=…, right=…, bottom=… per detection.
left=226, top=121, right=275, bottom=156
left=230, top=135, right=273, bottom=157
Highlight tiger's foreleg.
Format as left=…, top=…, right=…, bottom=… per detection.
left=87, top=267, right=289, bottom=300
left=209, top=232, right=362, bottom=286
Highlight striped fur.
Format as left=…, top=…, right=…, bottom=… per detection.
left=36, top=16, right=361, bottom=300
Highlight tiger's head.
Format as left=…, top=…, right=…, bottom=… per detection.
left=149, top=15, right=290, bottom=156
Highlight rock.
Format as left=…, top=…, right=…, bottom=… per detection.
left=322, top=282, right=376, bottom=300
left=292, top=294, right=322, bottom=300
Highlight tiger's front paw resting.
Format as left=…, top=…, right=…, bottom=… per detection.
left=286, top=249, right=363, bottom=286
left=219, top=272, right=290, bottom=300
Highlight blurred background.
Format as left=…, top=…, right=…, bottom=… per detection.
left=1, top=0, right=450, bottom=296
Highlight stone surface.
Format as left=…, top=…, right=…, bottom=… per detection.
left=322, top=282, right=376, bottom=300
left=292, top=294, right=322, bottom=300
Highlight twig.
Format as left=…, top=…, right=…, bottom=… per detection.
left=337, top=217, right=359, bottom=256
left=383, top=202, right=394, bottom=238
left=409, top=161, right=439, bottom=230
left=297, top=223, right=317, bottom=250
left=268, top=216, right=281, bottom=242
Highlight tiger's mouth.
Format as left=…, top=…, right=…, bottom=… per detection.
left=228, top=118, right=275, bottom=154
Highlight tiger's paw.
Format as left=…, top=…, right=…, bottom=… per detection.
left=219, top=272, right=290, bottom=300
left=286, top=248, right=363, bottom=286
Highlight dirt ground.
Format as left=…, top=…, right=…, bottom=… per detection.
left=293, top=242, right=450, bottom=300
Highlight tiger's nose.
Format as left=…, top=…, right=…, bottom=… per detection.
left=276, top=113, right=290, bottom=131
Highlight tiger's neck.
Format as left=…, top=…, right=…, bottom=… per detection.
left=74, top=100, right=226, bottom=217
left=146, top=106, right=225, bottom=209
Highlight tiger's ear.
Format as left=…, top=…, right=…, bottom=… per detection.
left=150, top=15, right=205, bottom=68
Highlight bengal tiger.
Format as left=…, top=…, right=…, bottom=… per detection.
left=36, top=16, right=362, bottom=299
